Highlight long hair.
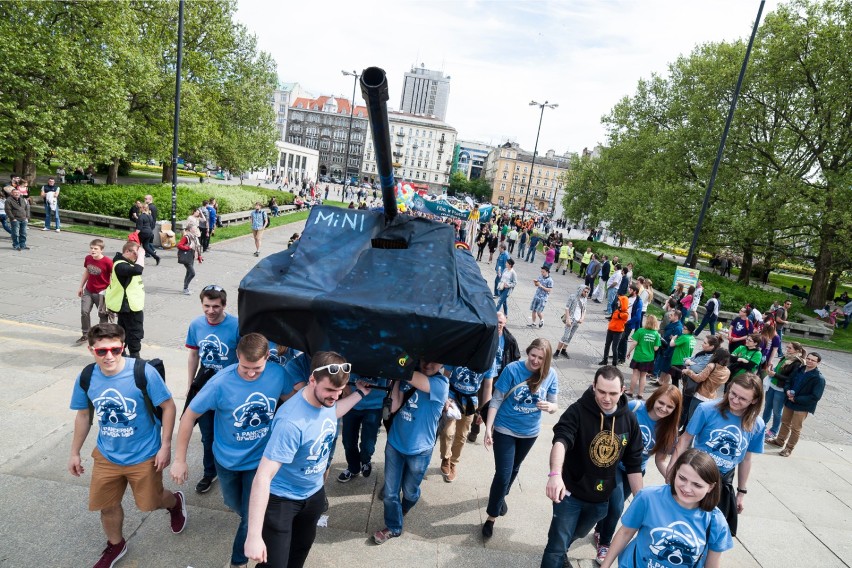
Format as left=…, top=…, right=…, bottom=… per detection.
left=709, top=347, right=730, bottom=367
left=643, top=314, right=660, bottom=331
left=780, top=341, right=806, bottom=371
left=669, top=449, right=721, bottom=512
left=717, top=373, right=764, bottom=432
left=646, top=385, right=682, bottom=456
left=526, top=338, right=553, bottom=393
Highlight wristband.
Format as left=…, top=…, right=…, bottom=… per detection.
left=736, top=488, right=747, bottom=494
left=355, top=389, right=367, bottom=398
left=547, top=471, right=561, bottom=478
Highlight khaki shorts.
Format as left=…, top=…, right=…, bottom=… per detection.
left=89, top=447, right=164, bottom=512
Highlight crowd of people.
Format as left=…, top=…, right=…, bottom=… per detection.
left=54, top=200, right=834, bottom=568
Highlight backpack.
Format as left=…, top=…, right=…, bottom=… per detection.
left=79, top=358, right=166, bottom=425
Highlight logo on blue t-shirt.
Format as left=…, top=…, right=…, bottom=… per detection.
left=648, top=520, right=706, bottom=567
left=639, top=424, right=653, bottom=454
left=305, top=418, right=336, bottom=474
left=92, top=388, right=138, bottom=432
left=705, top=425, right=747, bottom=471
left=232, top=392, right=276, bottom=437
left=511, top=385, right=540, bottom=413
left=198, top=333, right=231, bottom=367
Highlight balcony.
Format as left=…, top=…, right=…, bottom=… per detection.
left=395, top=140, right=403, bottom=147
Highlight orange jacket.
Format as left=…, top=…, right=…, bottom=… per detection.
left=607, top=295, right=629, bottom=332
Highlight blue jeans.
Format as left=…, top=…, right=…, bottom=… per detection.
left=763, top=387, right=785, bottom=434
left=604, top=287, right=617, bottom=315
left=594, top=468, right=641, bottom=546
left=10, top=219, right=26, bottom=249
left=197, top=410, right=217, bottom=478
left=215, top=460, right=256, bottom=566
left=486, top=431, right=537, bottom=517
left=694, top=312, right=718, bottom=336
left=382, top=443, right=432, bottom=534
left=518, top=242, right=526, bottom=259
left=44, top=203, right=60, bottom=230
left=526, top=246, right=536, bottom=263
left=342, top=408, right=381, bottom=473
left=541, top=496, right=608, bottom=568
left=0, top=214, right=11, bottom=235
left=495, top=288, right=511, bottom=315
left=494, top=274, right=502, bottom=296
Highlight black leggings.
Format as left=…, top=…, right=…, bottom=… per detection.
left=183, top=260, right=195, bottom=290
left=258, top=488, right=326, bottom=568
left=139, top=232, right=159, bottom=260
left=601, top=330, right=623, bottom=365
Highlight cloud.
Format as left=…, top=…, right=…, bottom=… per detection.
left=236, top=0, right=782, bottom=153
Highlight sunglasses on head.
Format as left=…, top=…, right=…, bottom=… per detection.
left=93, top=347, right=123, bottom=357
left=313, top=363, right=351, bottom=375
left=203, top=284, right=224, bottom=292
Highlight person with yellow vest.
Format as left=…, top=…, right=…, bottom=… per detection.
left=106, top=241, right=146, bottom=358
left=578, top=247, right=593, bottom=277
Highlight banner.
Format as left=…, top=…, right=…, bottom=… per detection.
left=673, top=266, right=700, bottom=290
left=410, top=193, right=493, bottom=223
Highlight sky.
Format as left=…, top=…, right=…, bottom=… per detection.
left=235, top=0, right=782, bottom=156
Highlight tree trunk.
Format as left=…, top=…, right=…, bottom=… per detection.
left=13, top=157, right=23, bottom=177
left=106, top=157, right=119, bottom=185
left=826, top=271, right=839, bottom=301
left=807, top=237, right=832, bottom=308
left=738, top=242, right=753, bottom=285
left=21, top=151, right=37, bottom=185
left=162, top=163, right=173, bottom=183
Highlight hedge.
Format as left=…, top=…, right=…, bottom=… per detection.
left=130, top=162, right=206, bottom=177
left=59, top=183, right=293, bottom=220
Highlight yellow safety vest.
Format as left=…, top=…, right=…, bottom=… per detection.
left=105, top=259, right=145, bottom=312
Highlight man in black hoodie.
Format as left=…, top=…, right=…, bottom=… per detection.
left=540, top=366, right=644, bottom=568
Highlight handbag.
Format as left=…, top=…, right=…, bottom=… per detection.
left=177, top=248, right=194, bottom=265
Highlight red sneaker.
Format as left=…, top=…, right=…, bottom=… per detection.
left=168, top=490, right=187, bottom=534
left=94, top=538, right=127, bottom=568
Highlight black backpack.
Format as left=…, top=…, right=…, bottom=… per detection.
left=79, top=358, right=166, bottom=425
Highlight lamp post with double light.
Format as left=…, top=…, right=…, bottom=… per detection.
left=341, top=70, right=360, bottom=188
left=521, top=100, right=558, bottom=221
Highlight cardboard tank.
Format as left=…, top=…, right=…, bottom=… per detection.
left=238, top=66, right=497, bottom=380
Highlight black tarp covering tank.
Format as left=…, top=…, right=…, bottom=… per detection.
left=237, top=205, right=498, bottom=380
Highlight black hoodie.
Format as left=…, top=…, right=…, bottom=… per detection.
left=552, top=386, right=643, bottom=503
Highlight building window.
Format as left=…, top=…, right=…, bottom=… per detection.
left=500, top=183, right=506, bottom=191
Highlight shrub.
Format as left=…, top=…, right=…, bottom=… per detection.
left=130, top=162, right=206, bottom=177
left=60, top=183, right=294, bottom=220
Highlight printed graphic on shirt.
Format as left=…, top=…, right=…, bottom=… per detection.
left=232, top=392, right=276, bottom=441
left=452, top=367, right=481, bottom=395
left=400, top=390, right=420, bottom=421
left=304, top=418, right=336, bottom=475
left=589, top=430, right=627, bottom=468
left=510, top=384, right=540, bottom=414
left=92, top=388, right=138, bottom=437
left=703, top=425, right=747, bottom=472
left=647, top=520, right=706, bottom=567
left=639, top=424, right=654, bottom=454
left=198, top=334, right=231, bottom=369
left=87, top=264, right=106, bottom=277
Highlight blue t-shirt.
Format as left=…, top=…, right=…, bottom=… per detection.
left=265, top=391, right=337, bottom=499
left=349, top=373, right=387, bottom=411
left=533, top=275, right=554, bottom=302
left=445, top=365, right=494, bottom=411
left=185, top=313, right=240, bottom=372
left=619, top=399, right=662, bottom=472
left=490, top=334, right=505, bottom=378
left=687, top=401, right=765, bottom=474
left=188, top=363, right=287, bottom=471
left=268, top=345, right=302, bottom=367
left=493, top=360, right=558, bottom=437
left=70, top=359, right=172, bottom=466
left=619, top=485, right=733, bottom=568
left=280, top=353, right=311, bottom=392
left=388, top=373, right=449, bottom=455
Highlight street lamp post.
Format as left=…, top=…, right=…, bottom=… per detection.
left=521, top=100, right=558, bottom=221
left=342, top=70, right=360, bottom=187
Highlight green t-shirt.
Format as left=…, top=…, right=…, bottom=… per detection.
left=731, top=345, right=762, bottom=375
left=671, top=333, right=696, bottom=366
left=631, top=328, right=662, bottom=363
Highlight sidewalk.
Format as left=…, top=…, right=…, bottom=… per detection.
left=0, top=220, right=850, bottom=567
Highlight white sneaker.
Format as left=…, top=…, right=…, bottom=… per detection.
left=55, top=229, right=60, bottom=232
left=41, top=227, right=48, bottom=231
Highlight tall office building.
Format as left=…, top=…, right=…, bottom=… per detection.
left=399, top=64, right=451, bottom=121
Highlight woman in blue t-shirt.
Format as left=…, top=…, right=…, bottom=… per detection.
left=482, top=338, right=558, bottom=538
left=601, top=448, right=733, bottom=568
left=594, top=385, right=682, bottom=564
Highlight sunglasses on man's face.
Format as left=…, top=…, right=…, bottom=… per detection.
left=92, top=347, right=123, bottom=357
left=313, top=363, right=352, bottom=375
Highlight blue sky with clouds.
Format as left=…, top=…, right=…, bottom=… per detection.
left=236, top=0, right=781, bottom=155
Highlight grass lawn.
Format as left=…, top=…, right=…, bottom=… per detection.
left=793, top=325, right=852, bottom=353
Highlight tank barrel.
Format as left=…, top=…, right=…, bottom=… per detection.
left=360, top=67, right=397, bottom=223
